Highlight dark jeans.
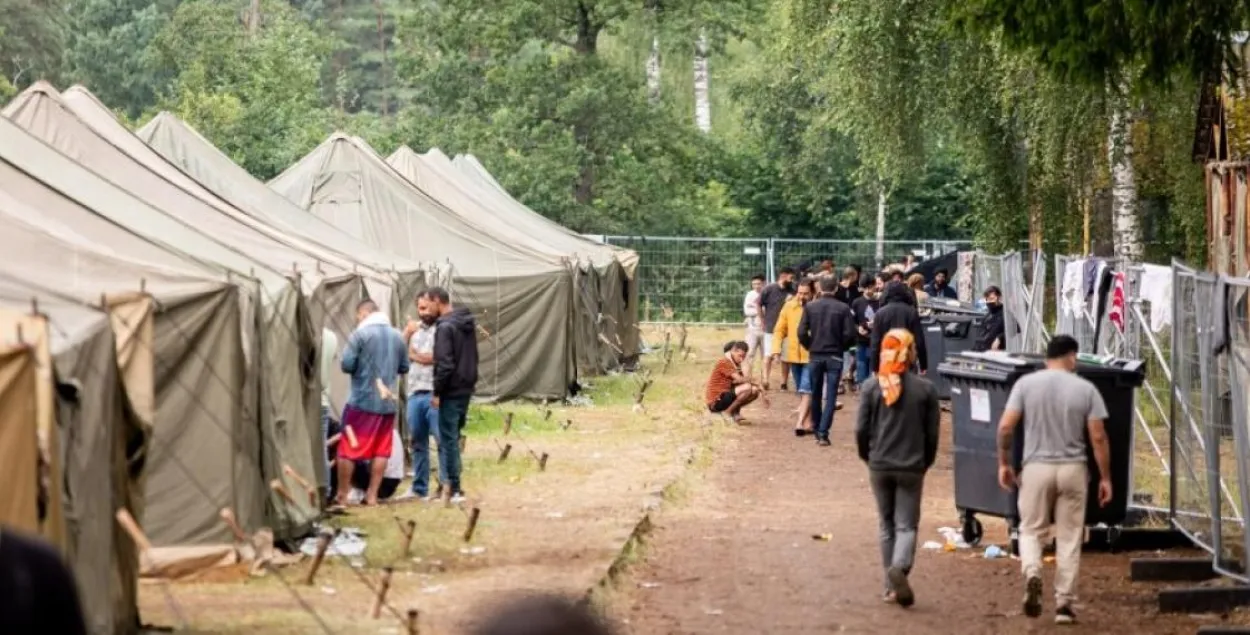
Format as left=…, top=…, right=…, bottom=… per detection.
left=869, top=470, right=925, bottom=587
left=437, top=395, right=470, bottom=493
left=406, top=391, right=447, bottom=496
left=808, top=356, right=844, bottom=438
left=855, top=344, right=872, bottom=384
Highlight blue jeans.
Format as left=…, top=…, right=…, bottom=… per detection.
left=789, top=362, right=812, bottom=394
left=856, top=344, right=873, bottom=385
left=406, top=392, right=445, bottom=496
left=808, top=356, right=844, bottom=438
left=437, top=395, right=470, bottom=494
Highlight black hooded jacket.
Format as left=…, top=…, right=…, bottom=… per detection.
left=869, top=282, right=929, bottom=371
left=975, top=303, right=1006, bottom=351
left=433, top=307, right=479, bottom=398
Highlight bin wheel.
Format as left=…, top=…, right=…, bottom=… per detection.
left=961, top=516, right=983, bottom=547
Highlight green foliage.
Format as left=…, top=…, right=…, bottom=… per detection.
left=148, top=0, right=333, bottom=179
left=954, top=0, right=1250, bottom=87
left=64, top=0, right=175, bottom=118
left=0, top=0, right=68, bottom=88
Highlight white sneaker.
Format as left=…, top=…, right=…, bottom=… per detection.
left=347, top=488, right=366, bottom=505
left=449, top=492, right=467, bottom=505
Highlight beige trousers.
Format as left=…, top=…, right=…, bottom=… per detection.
left=1018, top=461, right=1088, bottom=607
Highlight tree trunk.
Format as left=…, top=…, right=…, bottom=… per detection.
left=647, top=36, right=662, bottom=104
left=875, top=187, right=888, bottom=269
left=1108, top=80, right=1141, bottom=261
left=374, top=0, right=389, bottom=117
left=572, top=1, right=599, bottom=204
left=693, top=30, right=711, bottom=133
left=645, top=0, right=661, bottom=105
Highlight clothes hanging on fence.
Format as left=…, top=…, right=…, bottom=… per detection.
left=1108, top=271, right=1127, bottom=333
left=1084, top=259, right=1104, bottom=298
left=1139, top=264, right=1173, bottom=333
left=1060, top=258, right=1087, bottom=318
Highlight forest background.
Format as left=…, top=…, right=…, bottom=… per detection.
left=2, top=0, right=1242, bottom=264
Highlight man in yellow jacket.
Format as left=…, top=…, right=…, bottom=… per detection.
left=772, top=278, right=815, bottom=436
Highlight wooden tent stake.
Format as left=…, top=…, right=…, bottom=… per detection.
left=406, top=609, right=420, bottom=635
left=503, top=412, right=513, bottom=435
left=270, top=479, right=297, bottom=506
left=115, top=509, right=152, bottom=554
left=370, top=567, right=394, bottom=618
left=219, top=508, right=247, bottom=543
left=538, top=453, right=549, bottom=471
left=283, top=464, right=318, bottom=506
left=463, top=507, right=481, bottom=542
left=497, top=443, right=512, bottom=462
left=395, top=517, right=417, bottom=558
left=304, top=530, right=333, bottom=585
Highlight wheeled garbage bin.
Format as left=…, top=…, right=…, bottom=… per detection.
left=919, top=300, right=985, bottom=399
left=937, top=351, right=1144, bottom=548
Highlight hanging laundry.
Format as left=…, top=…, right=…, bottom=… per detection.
left=1061, top=259, right=1087, bottom=318
left=1108, top=272, right=1127, bottom=333
left=1139, top=264, right=1173, bottom=333
left=1084, top=259, right=1102, bottom=298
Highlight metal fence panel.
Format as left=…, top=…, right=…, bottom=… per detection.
left=602, top=236, right=771, bottom=324
left=770, top=239, right=971, bottom=274
left=1218, top=277, right=1250, bottom=579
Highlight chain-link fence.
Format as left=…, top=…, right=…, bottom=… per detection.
left=600, top=236, right=973, bottom=323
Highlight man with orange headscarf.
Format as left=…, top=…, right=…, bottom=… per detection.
left=855, top=328, right=940, bottom=609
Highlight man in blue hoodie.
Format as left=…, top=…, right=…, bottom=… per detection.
left=423, top=287, right=479, bottom=502
left=337, top=299, right=409, bottom=507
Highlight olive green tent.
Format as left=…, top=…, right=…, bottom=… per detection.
left=270, top=134, right=576, bottom=399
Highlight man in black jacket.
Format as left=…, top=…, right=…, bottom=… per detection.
left=798, top=277, right=859, bottom=446
left=870, top=282, right=929, bottom=374
left=975, top=286, right=1007, bottom=352
left=423, top=286, right=479, bottom=502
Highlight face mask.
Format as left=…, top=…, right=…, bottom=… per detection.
left=420, top=314, right=437, bottom=325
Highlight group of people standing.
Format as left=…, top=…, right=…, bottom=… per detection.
left=322, top=287, right=480, bottom=509
left=733, top=260, right=966, bottom=444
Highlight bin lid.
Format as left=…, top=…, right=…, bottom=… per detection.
left=938, top=351, right=1146, bottom=386
left=920, top=298, right=986, bottom=316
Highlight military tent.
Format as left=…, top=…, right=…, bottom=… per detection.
left=270, top=134, right=576, bottom=399
left=0, top=94, right=317, bottom=544
left=385, top=146, right=615, bottom=375
left=0, top=288, right=145, bottom=635
left=449, top=153, right=641, bottom=361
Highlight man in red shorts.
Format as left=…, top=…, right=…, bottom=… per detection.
left=337, top=299, right=409, bottom=507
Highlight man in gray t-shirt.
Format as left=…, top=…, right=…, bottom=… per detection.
left=996, top=335, right=1112, bottom=626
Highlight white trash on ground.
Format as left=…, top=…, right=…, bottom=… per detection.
left=298, top=527, right=368, bottom=558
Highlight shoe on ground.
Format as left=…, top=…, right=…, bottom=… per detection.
left=835, top=401, right=844, bottom=410
left=794, top=428, right=809, bottom=437
left=449, top=492, right=467, bottom=505
left=881, top=590, right=896, bottom=604
left=394, top=491, right=421, bottom=502
left=1023, top=576, right=1042, bottom=618
left=817, top=437, right=832, bottom=447
left=887, top=567, right=914, bottom=608
left=1054, top=604, right=1076, bottom=625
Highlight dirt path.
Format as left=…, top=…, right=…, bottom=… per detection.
left=616, top=388, right=1237, bottom=634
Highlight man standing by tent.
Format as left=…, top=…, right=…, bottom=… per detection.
left=759, top=267, right=796, bottom=390
left=424, top=287, right=479, bottom=503
left=400, top=295, right=447, bottom=500
left=338, top=299, right=409, bottom=507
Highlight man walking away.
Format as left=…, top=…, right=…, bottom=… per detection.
left=997, top=335, right=1112, bottom=625
left=925, top=268, right=958, bottom=300
left=798, top=277, right=858, bottom=446
left=705, top=341, right=761, bottom=422
left=399, top=295, right=448, bottom=500
left=339, top=300, right=409, bottom=507
left=851, top=274, right=885, bottom=386
left=425, top=287, right=478, bottom=503
left=771, top=278, right=815, bottom=435
left=743, top=274, right=766, bottom=377
left=832, top=266, right=862, bottom=391
left=870, top=281, right=928, bottom=377
left=856, top=328, right=939, bottom=608
left=759, top=267, right=796, bottom=390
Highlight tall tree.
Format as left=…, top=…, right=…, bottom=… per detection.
left=0, top=0, right=67, bottom=89
left=65, top=0, right=176, bottom=118
left=148, top=0, right=332, bottom=179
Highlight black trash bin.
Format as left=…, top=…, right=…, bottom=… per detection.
left=937, top=351, right=1144, bottom=548
left=920, top=301, right=985, bottom=399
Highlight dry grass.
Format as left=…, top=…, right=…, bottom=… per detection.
left=138, top=325, right=744, bottom=635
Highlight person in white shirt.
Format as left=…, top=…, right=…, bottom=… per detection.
left=743, top=274, right=765, bottom=376
left=399, top=294, right=448, bottom=500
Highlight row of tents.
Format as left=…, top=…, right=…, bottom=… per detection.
left=0, top=82, right=638, bottom=634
